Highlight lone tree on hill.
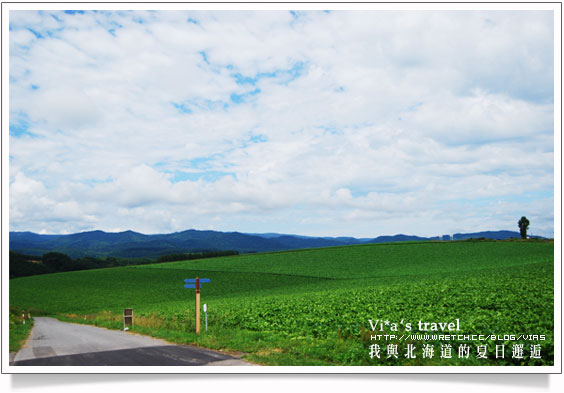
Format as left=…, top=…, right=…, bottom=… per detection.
left=518, top=216, right=530, bottom=239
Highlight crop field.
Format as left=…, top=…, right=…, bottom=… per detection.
left=9, top=240, right=554, bottom=366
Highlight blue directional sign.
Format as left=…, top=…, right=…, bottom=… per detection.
left=184, top=278, right=210, bottom=283
left=184, top=284, right=196, bottom=289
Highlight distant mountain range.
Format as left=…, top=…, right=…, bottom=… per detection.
left=9, top=229, right=547, bottom=259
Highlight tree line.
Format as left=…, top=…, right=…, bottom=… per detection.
left=9, top=250, right=239, bottom=279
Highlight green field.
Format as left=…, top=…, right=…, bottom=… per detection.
left=9, top=240, right=554, bottom=366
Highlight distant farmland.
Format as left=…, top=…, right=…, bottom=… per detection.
left=9, top=240, right=554, bottom=366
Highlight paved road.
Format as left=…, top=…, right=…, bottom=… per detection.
left=12, top=317, right=256, bottom=366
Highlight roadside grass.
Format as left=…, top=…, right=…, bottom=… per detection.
left=9, top=307, right=34, bottom=353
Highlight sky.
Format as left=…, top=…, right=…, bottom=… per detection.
left=8, top=10, right=555, bottom=238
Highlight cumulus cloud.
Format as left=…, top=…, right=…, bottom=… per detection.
left=8, top=9, right=555, bottom=237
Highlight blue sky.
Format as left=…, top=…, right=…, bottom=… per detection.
left=8, top=10, right=555, bottom=237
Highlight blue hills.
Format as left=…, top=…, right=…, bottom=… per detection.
left=8, top=229, right=546, bottom=259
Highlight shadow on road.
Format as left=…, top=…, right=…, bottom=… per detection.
left=12, top=345, right=240, bottom=366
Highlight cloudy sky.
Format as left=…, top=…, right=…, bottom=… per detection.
left=8, top=10, right=554, bottom=237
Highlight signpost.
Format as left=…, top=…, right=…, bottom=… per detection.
left=123, top=308, right=133, bottom=330
left=184, top=278, right=210, bottom=334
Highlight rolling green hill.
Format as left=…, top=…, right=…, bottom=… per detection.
left=9, top=240, right=554, bottom=366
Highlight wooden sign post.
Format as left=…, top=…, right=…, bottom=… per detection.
left=184, top=277, right=211, bottom=335
left=195, top=278, right=201, bottom=334
left=123, top=308, right=133, bottom=330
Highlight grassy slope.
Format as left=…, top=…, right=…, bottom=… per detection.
left=9, top=240, right=554, bottom=365
left=144, top=241, right=553, bottom=277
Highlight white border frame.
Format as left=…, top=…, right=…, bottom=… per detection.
left=2, top=1, right=561, bottom=374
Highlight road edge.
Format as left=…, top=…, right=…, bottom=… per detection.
left=31, top=316, right=260, bottom=366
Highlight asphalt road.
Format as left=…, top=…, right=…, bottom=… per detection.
left=12, top=317, right=256, bottom=366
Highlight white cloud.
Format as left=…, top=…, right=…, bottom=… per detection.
left=8, top=10, right=555, bottom=237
